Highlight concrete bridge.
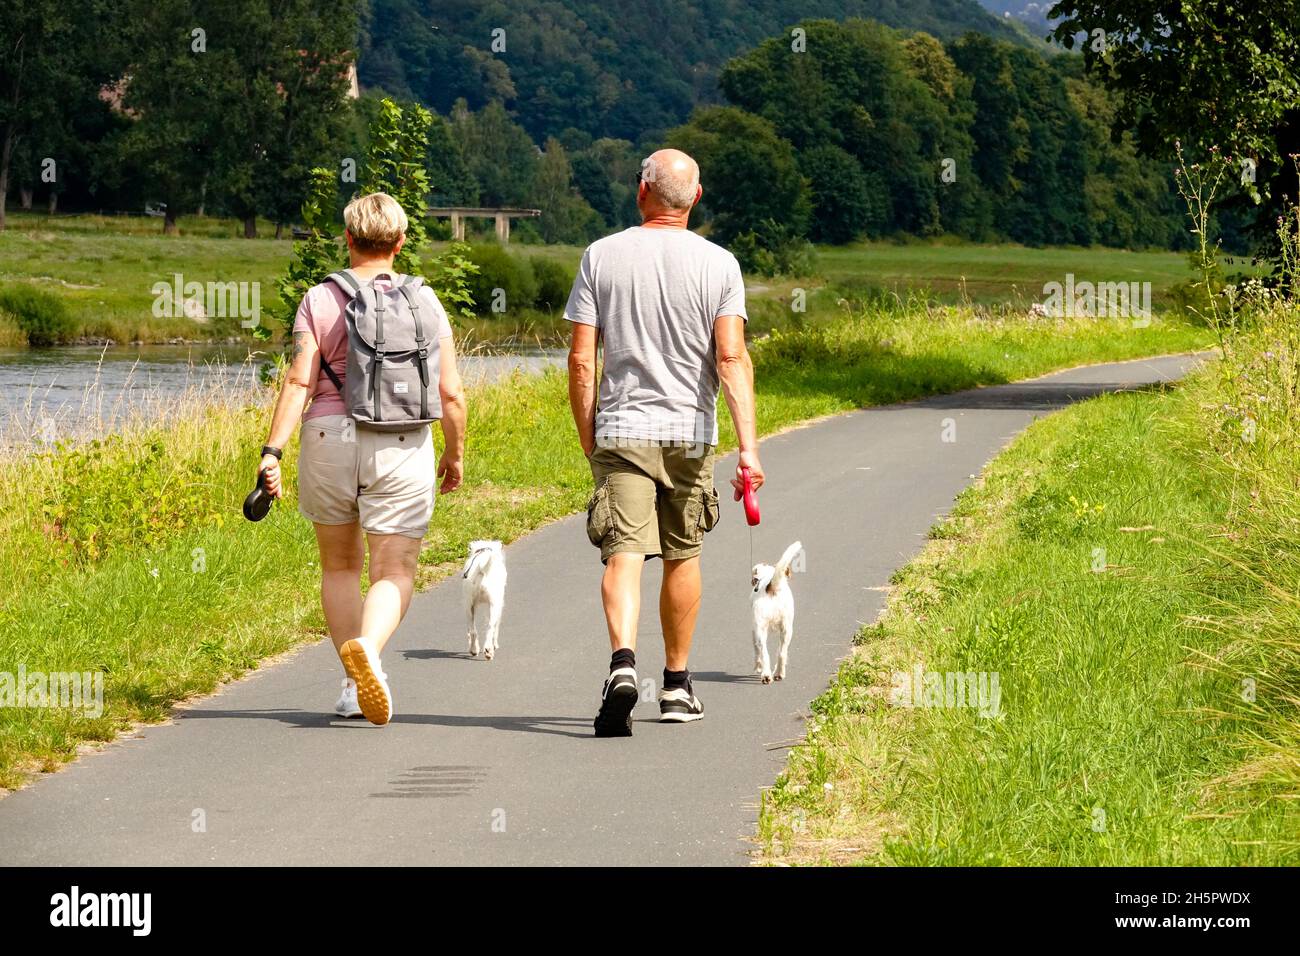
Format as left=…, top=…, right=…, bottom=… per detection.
left=429, top=207, right=541, bottom=244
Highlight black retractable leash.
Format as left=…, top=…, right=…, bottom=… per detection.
left=242, top=468, right=274, bottom=522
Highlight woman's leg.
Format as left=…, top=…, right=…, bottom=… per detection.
left=360, top=533, right=423, bottom=655
left=313, top=521, right=365, bottom=654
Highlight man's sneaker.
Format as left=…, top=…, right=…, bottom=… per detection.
left=658, top=684, right=704, bottom=723
left=594, top=666, right=638, bottom=737
left=338, top=639, right=392, bottom=726
left=334, top=677, right=363, bottom=719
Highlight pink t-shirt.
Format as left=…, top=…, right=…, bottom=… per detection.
left=294, top=276, right=454, bottom=421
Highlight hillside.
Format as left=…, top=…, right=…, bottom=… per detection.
left=975, top=0, right=1058, bottom=38
left=358, top=0, right=1030, bottom=141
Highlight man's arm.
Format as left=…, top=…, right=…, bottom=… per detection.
left=715, top=314, right=764, bottom=498
left=436, top=335, right=467, bottom=494
left=568, top=322, right=600, bottom=457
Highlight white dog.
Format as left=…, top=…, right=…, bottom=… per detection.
left=751, top=541, right=803, bottom=684
left=462, top=540, right=507, bottom=660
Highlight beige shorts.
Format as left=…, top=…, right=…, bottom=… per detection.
left=585, top=443, right=720, bottom=563
left=297, top=415, right=435, bottom=539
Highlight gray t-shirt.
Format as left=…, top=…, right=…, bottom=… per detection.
left=564, top=226, right=747, bottom=447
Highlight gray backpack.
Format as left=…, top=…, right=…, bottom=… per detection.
left=319, top=270, right=441, bottom=431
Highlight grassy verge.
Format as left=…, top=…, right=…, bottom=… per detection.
left=1, top=213, right=1215, bottom=345
left=0, top=308, right=1212, bottom=790
left=759, top=319, right=1300, bottom=865
left=810, top=239, right=1224, bottom=308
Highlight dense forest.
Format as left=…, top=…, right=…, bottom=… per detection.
left=667, top=19, right=1193, bottom=260
left=1, top=2, right=1244, bottom=258
left=416, top=18, right=1196, bottom=258
left=358, top=0, right=1030, bottom=143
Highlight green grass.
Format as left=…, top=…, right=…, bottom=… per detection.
left=812, top=239, right=1211, bottom=308
left=759, top=349, right=1300, bottom=865
left=0, top=212, right=290, bottom=344
left=0, top=212, right=1222, bottom=346
left=0, top=306, right=1213, bottom=791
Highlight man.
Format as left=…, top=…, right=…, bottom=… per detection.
left=565, top=148, right=765, bottom=737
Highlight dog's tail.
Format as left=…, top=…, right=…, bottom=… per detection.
left=462, top=546, right=497, bottom=581
left=768, top=540, right=803, bottom=594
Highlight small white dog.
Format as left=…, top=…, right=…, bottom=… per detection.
left=462, top=540, right=507, bottom=660
left=751, top=541, right=803, bottom=684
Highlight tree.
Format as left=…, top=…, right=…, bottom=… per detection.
left=798, top=144, right=878, bottom=243
left=251, top=1, right=360, bottom=239
left=1049, top=1, right=1300, bottom=238
left=276, top=100, right=480, bottom=340
left=451, top=100, right=539, bottom=208
left=361, top=97, right=432, bottom=274
left=718, top=19, right=967, bottom=237
left=111, top=0, right=356, bottom=236
left=667, top=106, right=809, bottom=246
left=534, top=137, right=602, bottom=244
left=114, top=0, right=228, bottom=233
left=0, top=0, right=120, bottom=228
left=426, top=111, right=477, bottom=206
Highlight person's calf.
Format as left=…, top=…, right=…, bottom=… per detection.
left=601, top=552, right=645, bottom=651
left=661, top=556, right=702, bottom=670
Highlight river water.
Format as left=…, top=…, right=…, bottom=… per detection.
left=0, top=344, right=565, bottom=439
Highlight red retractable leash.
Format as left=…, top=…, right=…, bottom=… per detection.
left=738, top=464, right=761, bottom=572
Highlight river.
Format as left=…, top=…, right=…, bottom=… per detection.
left=0, top=344, right=565, bottom=439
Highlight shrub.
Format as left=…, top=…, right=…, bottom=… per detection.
left=0, top=285, right=77, bottom=346
left=530, top=256, right=574, bottom=312
left=465, top=244, right=537, bottom=317
left=729, top=220, right=818, bottom=278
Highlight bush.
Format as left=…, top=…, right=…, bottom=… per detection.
left=530, top=256, right=574, bottom=312
left=0, top=285, right=77, bottom=346
left=465, top=244, right=538, bottom=317
left=730, top=221, right=819, bottom=278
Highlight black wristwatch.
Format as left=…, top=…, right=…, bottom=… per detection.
left=261, top=445, right=283, bottom=461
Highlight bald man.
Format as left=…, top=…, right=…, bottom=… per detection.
left=566, top=148, right=766, bottom=737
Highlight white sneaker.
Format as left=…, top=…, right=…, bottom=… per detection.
left=334, top=678, right=363, bottom=719
left=339, top=638, right=392, bottom=725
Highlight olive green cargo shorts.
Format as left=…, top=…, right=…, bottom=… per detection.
left=585, top=443, right=721, bottom=563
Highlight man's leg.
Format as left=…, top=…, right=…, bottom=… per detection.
left=602, top=552, right=645, bottom=652
left=588, top=449, right=659, bottom=737
left=655, top=447, right=718, bottom=724
left=660, top=556, right=701, bottom=670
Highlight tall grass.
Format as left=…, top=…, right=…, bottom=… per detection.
left=757, top=220, right=1300, bottom=867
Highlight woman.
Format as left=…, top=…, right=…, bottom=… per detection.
left=258, top=192, right=466, bottom=726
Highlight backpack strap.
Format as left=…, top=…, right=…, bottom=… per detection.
left=319, top=272, right=358, bottom=397
left=319, top=355, right=344, bottom=393
left=396, top=283, right=431, bottom=421
left=325, top=270, right=361, bottom=298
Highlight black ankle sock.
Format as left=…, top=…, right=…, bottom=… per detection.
left=663, top=668, right=690, bottom=692
left=610, top=648, right=636, bottom=672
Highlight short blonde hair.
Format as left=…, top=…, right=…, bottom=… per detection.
left=343, top=192, right=408, bottom=254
